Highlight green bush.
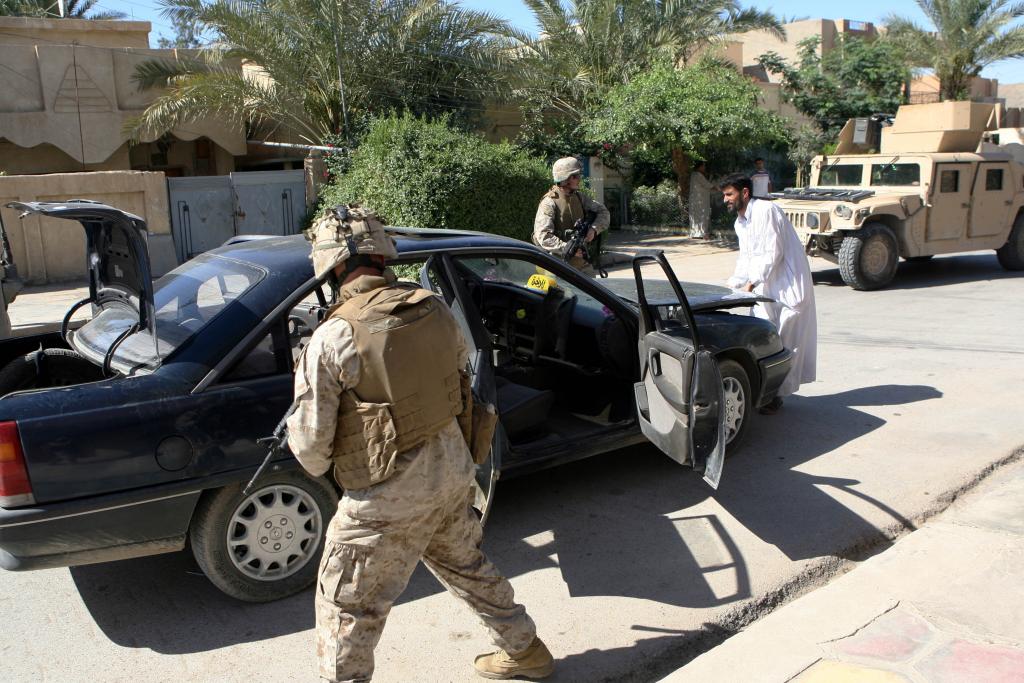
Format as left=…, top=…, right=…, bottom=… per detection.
left=630, top=181, right=683, bottom=227
left=320, top=114, right=551, bottom=242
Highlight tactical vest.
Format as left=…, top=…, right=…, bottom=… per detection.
left=328, top=274, right=463, bottom=489
left=548, top=186, right=585, bottom=232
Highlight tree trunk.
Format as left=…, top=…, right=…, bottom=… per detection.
left=671, top=147, right=691, bottom=227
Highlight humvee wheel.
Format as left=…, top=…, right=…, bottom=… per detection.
left=996, top=213, right=1024, bottom=271
left=838, top=223, right=899, bottom=290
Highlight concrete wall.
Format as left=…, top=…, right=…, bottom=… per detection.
left=1002, top=84, right=1024, bottom=109
left=756, top=82, right=814, bottom=127
left=732, top=18, right=878, bottom=83
left=0, top=16, right=150, bottom=49
left=0, top=171, right=174, bottom=284
left=908, top=73, right=1000, bottom=104
left=0, top=17, right=246, bottom=171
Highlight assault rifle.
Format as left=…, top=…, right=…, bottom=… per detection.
left=563, top=210, right=607, bottom=278
left=243, top=401, right=300, bottom=495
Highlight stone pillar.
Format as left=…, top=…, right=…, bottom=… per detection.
left=304, top=151, right=327, bottom=214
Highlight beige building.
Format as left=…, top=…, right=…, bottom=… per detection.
left=0, top=16, right=287, bottom=177
left=731, top=17, right=1001, bottom=112
left=734, top=18, right=880, bottom=85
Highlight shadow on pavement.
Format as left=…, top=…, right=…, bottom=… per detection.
left=813, top=253, right=1020, bottom=290
left=70, top=384, right=940, bottom=656
left=70, top=550, right=314, bottom=653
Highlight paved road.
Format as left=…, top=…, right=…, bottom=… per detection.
left=3, top=245, right=1023, bottom=682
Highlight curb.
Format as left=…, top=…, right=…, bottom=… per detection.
left=615, top=444, right=1024, bottom=683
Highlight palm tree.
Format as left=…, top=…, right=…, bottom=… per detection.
left=129, top=0, right=520, bottom=146
left=1, top=0, right=125, bottom=19
left=886, top=0, right=1024, bottom=101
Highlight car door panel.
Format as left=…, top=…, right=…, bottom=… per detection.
left=419, top=255, right=502, bottom=522
left=632, top=253, right=726, bottom=489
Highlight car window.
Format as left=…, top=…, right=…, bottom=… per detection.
left=870, top=163, right=920, bottom=186
left=72, top=253, right=266, bottom=374
left=818, top=164, right=863, bottom=186
left=985, top=168, right=1004, bottom=191
left=939, top=170, right=959, bottom=193
left=458, top=256, right=608, bottom=316
left=222, top=329, right=282, bottom=382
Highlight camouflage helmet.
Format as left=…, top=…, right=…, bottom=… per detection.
left=552, top=156, right=583, bottom=183
left=307, top=204, right=397, bottom=280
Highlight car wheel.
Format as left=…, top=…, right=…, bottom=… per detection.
left=838, top=223, right=899, bottom=290
left=718, top=359, right=751, bottom=456
left=996, top=213, right=1024, bottom=271
left=190, top=470, right=338, bottom=602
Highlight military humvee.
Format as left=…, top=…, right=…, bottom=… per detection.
left=775, top=102, right=1024, bottom=290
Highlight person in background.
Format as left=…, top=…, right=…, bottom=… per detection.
left=533, top=157, right=610, bottom=277
left=688, top=161, right=714, bottom=239
left=751, top=157, right=774, bottom=198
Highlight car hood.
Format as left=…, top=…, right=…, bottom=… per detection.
left=6, top=200, right=156, bottom=350
left=601, top=278, right=770, bottom=311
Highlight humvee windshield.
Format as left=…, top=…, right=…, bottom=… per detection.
left=819, top=164, right=863, bottom=186
left=871, top=163, right=921, bottom=186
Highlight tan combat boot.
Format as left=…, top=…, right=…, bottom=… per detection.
left=473, top=637, right=554, bottom=680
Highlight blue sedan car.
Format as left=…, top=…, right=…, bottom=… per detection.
left=0, top=201, right=791, bottom=602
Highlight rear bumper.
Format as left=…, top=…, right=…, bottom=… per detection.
left=0, top=487, right=201, bottom=570
left=757, top=348, right=793, bottom=407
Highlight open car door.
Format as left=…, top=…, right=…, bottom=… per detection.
left=6, top=201, right=155, bottom=357
left=420, top=254, right=503, bottom=522
left=632, top=252, right=727, bottom=489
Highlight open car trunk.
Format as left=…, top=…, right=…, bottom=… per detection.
left=0, top=200, right=156, bottom=395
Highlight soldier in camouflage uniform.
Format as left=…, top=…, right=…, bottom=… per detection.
left=287, top=205, right=553, bottom=682
left=533, top=157, right=610, bottom=277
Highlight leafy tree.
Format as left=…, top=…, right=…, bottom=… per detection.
left=1, top=0, right=125, bottom=18
left=585, top=60, right=788, bottom=216
left=156, top=12, right=205, bottom=48
left=758, top=35, right=910, bottom=138
left=129, top=0, right=519, bottom=146
left=321, top=114, right=549, bottom=241
left=513, top=0, right=784, bottom=160
left=886, top=0, right=1024, bottom=101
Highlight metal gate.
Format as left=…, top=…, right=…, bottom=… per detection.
left=168, top=170, right=306, bottom=263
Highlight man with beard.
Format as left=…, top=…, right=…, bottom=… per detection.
left=720, top=174, right=817, bottom=413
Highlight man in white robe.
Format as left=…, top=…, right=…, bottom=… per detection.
left=720, top=173, right=816, bottom=412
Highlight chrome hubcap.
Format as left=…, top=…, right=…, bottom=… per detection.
left=227, top=484, right=322, bottom=582
left=722, top=377, right=745, bottom=444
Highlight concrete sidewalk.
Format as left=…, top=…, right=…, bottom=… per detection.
left=663, top=456, right=1024, bottom=683
left=7, top=281, right=89, bottom=337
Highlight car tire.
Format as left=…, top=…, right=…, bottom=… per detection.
left=718, top=359, right=751, bottom=457
left=838, top=223, right=899, bottom=290
left=190, top=470, right=339, bottom=603
left=996, top=213, right=1024, bottom=271
left=0, top=348, right=104, bottom=395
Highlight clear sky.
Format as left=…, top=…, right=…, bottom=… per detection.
left=98, top=0, right=1023, bottom=83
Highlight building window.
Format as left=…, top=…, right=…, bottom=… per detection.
left=939, top=170, right=959, bottom=193
left=985, top=168, right=1004, bottom=191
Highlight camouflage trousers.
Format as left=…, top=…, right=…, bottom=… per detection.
left=315, top=421, right=536, bottom=682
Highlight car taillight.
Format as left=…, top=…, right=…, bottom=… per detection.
left=0, top=421, right=34, bottom=507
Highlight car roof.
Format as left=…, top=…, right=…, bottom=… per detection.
left=207, top=227, right=538, bottom=273
left=823, top=152, right=1016, bottom=164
